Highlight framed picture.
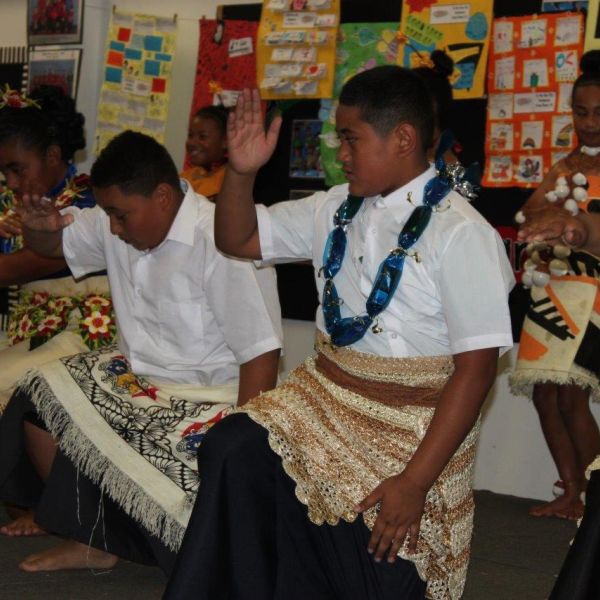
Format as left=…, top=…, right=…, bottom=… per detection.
left=27, top=0, right=84, bottom=46
left=28, top=48, right=81, bottom=99
left=289, top=119, right=325, bottom=179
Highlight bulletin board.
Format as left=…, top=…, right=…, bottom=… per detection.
left=256, top=0, right=340, bottom=100
left=398, top=0, right=494, bottom=100
left=95, top=9, right=178, bottom=153
left=483, top=12, right=584, bottom=188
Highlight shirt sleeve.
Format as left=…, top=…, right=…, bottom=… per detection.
left=438, top=221, right=515, bottom=355
left=62, top=206, right=107, bottom=278
left=205, top=246, right=283, bottom=365
left=256, top=191, right=326, bottom=263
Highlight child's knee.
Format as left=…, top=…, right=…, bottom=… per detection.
left=198, top=413, right=268, bottom=469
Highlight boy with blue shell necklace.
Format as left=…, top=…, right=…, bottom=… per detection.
left=165, top=66, right=515, bottom=600
left=0, top=131, right=282, bottom=574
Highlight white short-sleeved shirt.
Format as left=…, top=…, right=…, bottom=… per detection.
left=62, top=184, right=282, bottom=385
left=257, top=165, right=515, bottom=358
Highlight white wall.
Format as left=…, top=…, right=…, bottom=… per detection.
left=3, top=0, right=600, bottom=501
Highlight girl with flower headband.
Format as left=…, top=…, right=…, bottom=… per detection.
left=509, top=50, right=600, bottom=521
left=0, top=85, right=114, bottom=536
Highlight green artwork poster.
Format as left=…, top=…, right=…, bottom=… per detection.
left=319, top=23, right=399, bottom=186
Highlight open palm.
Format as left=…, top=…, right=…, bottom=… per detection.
left=228, top=88, right=282, bottom=175
left=16, top=193, right=74, bottom=233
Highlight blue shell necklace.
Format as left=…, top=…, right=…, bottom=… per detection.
left=320, top=161, right=452, bottom=347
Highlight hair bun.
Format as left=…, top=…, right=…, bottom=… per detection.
left=580, top=50, right=600, bottom=76
left=430, top=50, right=454, bottom=78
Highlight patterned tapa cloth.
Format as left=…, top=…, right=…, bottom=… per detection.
left=510, top=250, right=600, bottom=401
left=16, top=345, right=238, bottom=549
left=239, top=332, right=478, bottom=600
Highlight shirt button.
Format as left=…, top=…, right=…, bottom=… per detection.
left=391, top=333, right=398, bottom=340
left=370, top=227, right=377, bottom=234
left=135, top=287, right=142, bottom=296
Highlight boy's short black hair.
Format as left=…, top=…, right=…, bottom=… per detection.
left=339, top=65, right=434, bottom=152
left=91, top=130, right=180, bottom=196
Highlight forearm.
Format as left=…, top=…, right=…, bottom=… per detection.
left=22, top=226, right=64, bottom=258
left=0, top=249, right=67, bottom=286
left=236, top=348, right=280, bottom=406
left=215, top=168, right=262, bottom=259
left=402, top=348, right=498, bottom=492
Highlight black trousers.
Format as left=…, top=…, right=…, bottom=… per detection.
left=0, top=388, right=175, bottom=574
left=550, top=470, right=600, bottom=599
left=164, top=413, right=426, bottom=600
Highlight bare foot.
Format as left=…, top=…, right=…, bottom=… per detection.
left=529, top=495, right=584, bottom=520
left=0, top=511, right=46, bottom=536
left=19, top=540, right=118, bottom=572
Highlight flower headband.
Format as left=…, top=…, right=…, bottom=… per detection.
left=0, top=84, right=41, bottom=110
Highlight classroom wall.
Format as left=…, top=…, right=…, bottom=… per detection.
left=3, top=0, right=600, bottom=502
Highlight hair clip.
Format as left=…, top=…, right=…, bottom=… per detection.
left=0, top=84, right=40, bottom=110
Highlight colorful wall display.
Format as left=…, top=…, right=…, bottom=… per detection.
left=398, top=0, right=493, bottom=100
left=585, top=0, right=600, bottom=51
left=256, top=0, right=340, bottom=100
left=319, top=22, right=400, bottom=185
left=191, top=19, right=259, bottom=113
left=484, top=12, right=584, bottom=188
left=95, top=9, right=177, bottom=154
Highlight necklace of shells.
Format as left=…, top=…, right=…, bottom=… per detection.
left=515, top=167, right=591, bottom=288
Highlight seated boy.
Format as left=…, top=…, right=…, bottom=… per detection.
left=0, top=130, right=282, bottom=572
left=165, top=67, right=514, bottom=600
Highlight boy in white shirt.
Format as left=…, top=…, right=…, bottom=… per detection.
left=0, top=131, right=282, bottom=572
left=166, top=66, right=514, bottom=600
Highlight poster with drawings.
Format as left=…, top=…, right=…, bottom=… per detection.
left=484, top=12, right=583, bottom=188
left=95, top=9, right=177, bottom=154
left=399, top=0, right=493, bottom=100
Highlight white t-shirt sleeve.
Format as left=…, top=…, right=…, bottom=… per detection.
left=256, top=192, right=324, bottom=263
left=438, top=221, right=515, bottom=355
left=62, top=206, right=107, bottom=278
left=205, top=246, right=283, bottom=365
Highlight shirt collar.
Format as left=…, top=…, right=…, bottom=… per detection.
left=371, top=165, right=437, bottom=222
left=163, top=179, right=198, bottom=247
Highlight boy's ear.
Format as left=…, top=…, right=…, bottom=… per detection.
left=393, top=122, right=419, bottom=157
left=154, top=182, right=176, bottom=210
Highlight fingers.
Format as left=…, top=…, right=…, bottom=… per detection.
left=355, top=487, right=382, bottom=513
left=266, top=114, right=283, bottom=150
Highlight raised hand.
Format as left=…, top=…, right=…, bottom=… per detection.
left=227, top=88, right=282, bottom=175
left=355, top=472, right=427, bottom=563
left=0, top=211, right=22, bottom=238
left=17, top=190, right=74, bottom=233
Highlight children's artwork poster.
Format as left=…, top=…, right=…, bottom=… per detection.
left=398, top=0, right=493, bottom=100
left=318, top=23, right=400, bottom=185
left=483, top=12, right=584, bottom=188
left=95, top=10, right=177, bottom=154
left=585, top=0, right=600, bottom=51
left=290, top=120, right=325, bottom=179
left=0, top=47, right=29, bottom=95
left=256, top=0, right=340, bottom=100
left=27, top=0, right=84, bottom=45
left=28, top=48, right=81, bottom=99
left=191, top=19, right=260, bottom=113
